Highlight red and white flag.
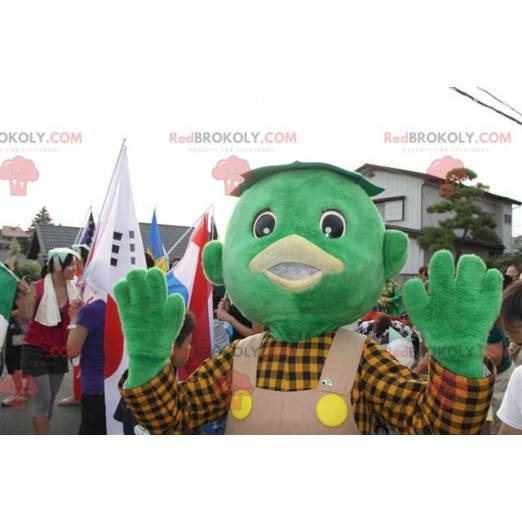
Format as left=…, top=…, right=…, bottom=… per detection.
left=165, top=214, right=213, bottom=380
left=83, top=144, right=146, bottom=434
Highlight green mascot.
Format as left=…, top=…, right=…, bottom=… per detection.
left=115, top=162, right=501, bottom=434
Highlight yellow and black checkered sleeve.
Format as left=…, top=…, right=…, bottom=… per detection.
left=356, top=338, right=495, bottom=435
left=119, top=342, right=237, bottom=434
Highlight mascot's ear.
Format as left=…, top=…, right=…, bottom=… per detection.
left=383, top=230, right=408, bottom=280
left=203, top=240, right=225, bottom=286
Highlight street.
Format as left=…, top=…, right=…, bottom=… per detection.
left=0, top=370, right=80, bottom=435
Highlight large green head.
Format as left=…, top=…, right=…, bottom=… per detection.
left=203, top=162, right=408, bottom=341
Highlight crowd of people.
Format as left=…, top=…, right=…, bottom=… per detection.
left=0, top=245, right=259, bottom=434
left=2, top=250, right=522, bottom=435
left=361, top=263, right=522, bottom=434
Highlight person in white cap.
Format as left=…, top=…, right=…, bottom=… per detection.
left=16, top=248, right=83, bottom=435
left=57, top=243, right=91, bottom=407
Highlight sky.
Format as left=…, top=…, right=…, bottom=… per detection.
left=1, top=2, right=521, bottom=240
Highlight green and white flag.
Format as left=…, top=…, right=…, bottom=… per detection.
left=0, top=262, right=18, bottom=349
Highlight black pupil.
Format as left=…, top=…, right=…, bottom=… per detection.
left=254, top=213, right=275, bottom=237
left=322, top=214, right=344, bottom=238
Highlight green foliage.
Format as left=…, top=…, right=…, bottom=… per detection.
left=16, top=261, right=42, bottom=282
left=418, top=226, right=455, bottom=252
left=4, top=239, right=21, bottom=273
left=419, top=171, right=501, bottom=258
left=7, top=239, right=21, bottom=258
left=29, top=206, right=53, bottom=231
left=5, top=239, right=42, bottom=282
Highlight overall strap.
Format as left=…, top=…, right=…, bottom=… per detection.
left=318, top=327, right=366, bottom=395
left=232, top=332, right=266, bottom=386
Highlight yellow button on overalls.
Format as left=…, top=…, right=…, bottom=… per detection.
left=315, top=393, right=349, bottom=427
left=231, top=390, right=253, bottom=420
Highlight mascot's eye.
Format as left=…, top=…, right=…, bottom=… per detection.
left=252, top=210, right=276, bottom=238
left=319, top=210, right=346, bottom=238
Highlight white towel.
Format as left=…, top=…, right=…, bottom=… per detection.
left=34, top=274, right=81, bottom=327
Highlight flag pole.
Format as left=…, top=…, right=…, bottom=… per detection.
left=165, top=204, right=214, bottom=258
left=97, top=138, right=127, bottom=218
left=85, top=138, right=126, bottom=266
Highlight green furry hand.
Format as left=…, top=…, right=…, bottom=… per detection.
left=113, top=268, right=185, bottom=388
left=403, top=250, right=502, bottom=378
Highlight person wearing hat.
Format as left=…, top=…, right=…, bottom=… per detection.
left=57, top=243, right=91, bottom=408
left=17, top=248, right=83, bottom=435
left=115, top=162, right=501, bottom=435
left=71, top=244, right=90, bottom=278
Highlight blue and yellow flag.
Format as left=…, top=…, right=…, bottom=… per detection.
left=147, top=209, right=168, bottom=272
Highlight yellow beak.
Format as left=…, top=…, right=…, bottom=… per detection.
left=249, top=234, right=344, bottom=293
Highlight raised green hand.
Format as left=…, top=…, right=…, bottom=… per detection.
left=403, top=250, right=502, bottom=378
left=113, top=268, right=185, bottom=388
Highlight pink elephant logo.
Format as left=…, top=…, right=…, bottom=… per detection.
left=229, top=370, right=254, bottom=411
left=231, top=370, right=254, bottom=394
left=0, top=156, right=40, bottom=196
left=212, top=369, right=254, bottom=411
left=426, top=155, right=463, bottom=181
left=212, top=156, right=250, bottom=195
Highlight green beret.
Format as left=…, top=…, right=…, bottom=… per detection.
left=230, top=161, right=384, bottom=197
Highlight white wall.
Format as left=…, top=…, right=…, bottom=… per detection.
left=421, top=183, right=450, bottom=229
left=493, top=200, right=514, bottom=252
left=368, top=169, right=424, bottom=229
left=400, top=236, right=425, bottom=278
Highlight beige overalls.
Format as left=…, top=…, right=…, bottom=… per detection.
left=225, top=327, right=366, bottom=435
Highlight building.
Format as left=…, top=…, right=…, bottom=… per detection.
left=356, top=164, right=521, bottom=280
left=27, top=222, right=192, bottom=265
left=0, top=226, right=31, bottom=262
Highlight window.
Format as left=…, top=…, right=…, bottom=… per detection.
left=505, top=214, right=512, bottom=225
left=385, top=199, right=404, bottom=221
left=373, top=197, right=405, bottom=222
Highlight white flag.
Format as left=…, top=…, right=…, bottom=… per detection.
left=83, top=144, right=146, bottom=434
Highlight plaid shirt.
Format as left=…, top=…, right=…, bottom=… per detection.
left=120, top=332, right=495, bottom=435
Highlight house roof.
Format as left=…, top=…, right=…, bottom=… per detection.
left=385, top=224, right=505, bottom=251
left=28, top=225, right=80, bottom=258
left=357, top=163, right=522, bottom=206
left=27, top=222, right=192, bottom=261
left=139, top=223, right=191, bottom=260
left=1, top=226, right=31, bottom=239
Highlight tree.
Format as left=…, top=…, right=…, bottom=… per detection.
left=29, top=206, right=53, bottom=232
left=16, top=260, right=42, bottom=282
left=5, top=239, right=42, bottom=282
left=5, top=239, right=21, bottom=271
left=418, top=168, right=501, bottom=259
